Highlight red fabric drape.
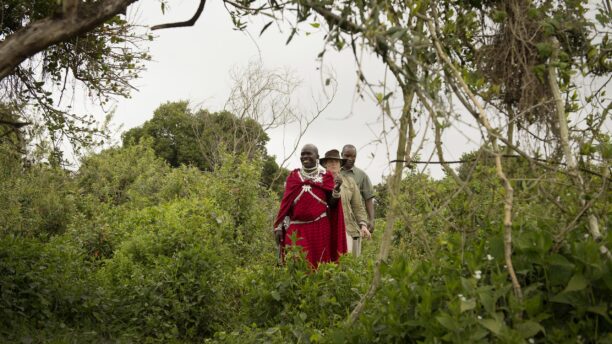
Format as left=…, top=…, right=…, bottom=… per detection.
left=275, top=169, right=347, bottom=267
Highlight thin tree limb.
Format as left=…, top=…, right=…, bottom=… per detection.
left=151, top=0, right=207, bottom=30
left=425, top=14, right=523, bottom=301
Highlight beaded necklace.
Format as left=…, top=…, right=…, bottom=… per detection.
left=299, top=164, right=324, bottom=184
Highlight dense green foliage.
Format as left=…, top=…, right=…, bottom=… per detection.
left=122, top=101, right=288, bottom=194
left=1, top=140, right=609, bottom=342
left=0, top=0, right=151, bottom=147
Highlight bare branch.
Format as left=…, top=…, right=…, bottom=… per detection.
left=151, top=0, right=207, bottom=30
left=0, top=119, right=32, bottom=128
left=425, top=12, right=523, bottom=301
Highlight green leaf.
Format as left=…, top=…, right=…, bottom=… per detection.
left=286, top=28, right=297, bottom=45
left=586, top=304, right=612, bottom=323
left=436, top=313, right=459, bottom=332
left=563, top=274, right=588, bottom=293
left=259, top=21, right=273, bottom=36
left=547, top=254, right=574, bottom=270
left=376, top=93, right=384, bottom=104
left=469, top=327, right=489, bottom=341
left=492, top=10, right=507, bottom=23
left=460, top=298, right=476, bottom=313
left=270, top=290, right=281, bottom=301
left=310, top=22, right=320, bottom=28
left=461, top=277, right=476, bottom=292
left=598, top=142, right=612, bottom=160
left=479, top=318, right=502, bottom=335
left=478, top=290, right=495, bottom=314
left=550, top=291, right=574, bottom=305
left=515, top=320, right=545, bottom=338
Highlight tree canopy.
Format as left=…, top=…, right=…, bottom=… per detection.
left=122, top=101, right=287, bottom=192
left=0, top=0, right=150, bottom=149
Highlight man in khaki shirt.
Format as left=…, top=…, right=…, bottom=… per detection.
left=341, top=144, right=375, bottom=233
left=320, top=149, right=370, bottom=256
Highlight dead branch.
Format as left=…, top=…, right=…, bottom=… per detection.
left=151, top=0, right=207, bottom=30
left=548, top=37, right=605, bottom=246
left=0, top=119, right=32, bottom=128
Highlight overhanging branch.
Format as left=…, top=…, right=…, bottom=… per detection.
left=0, top=0, right=137, bottom=81
left=151, top=0, right=207, bottom=30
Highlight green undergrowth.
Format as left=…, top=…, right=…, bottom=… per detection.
left=0, top=143, right=610, bottom=343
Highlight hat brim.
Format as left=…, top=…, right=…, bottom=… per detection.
left=320, top=157, right=346, bottom=166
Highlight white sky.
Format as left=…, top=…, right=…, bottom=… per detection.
left=98, top=0, right=483, bottom=184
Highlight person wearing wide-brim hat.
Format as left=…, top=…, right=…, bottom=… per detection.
left=320, top=149, right=371, bottom=257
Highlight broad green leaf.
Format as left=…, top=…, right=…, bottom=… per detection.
left=436, top=314, right=459, bottom=332
left=479, top=318, right=502, bottom=335
left=547, top=254, right=574, bottom=269
left=270, top=290, right=281, bottom=301
left=550, top=291, right=574, bottom=305
left=515, top=320, right=545, bottom=338
left=460, top=298, right=476, bottom=313
left=478, top=290, right=495, bottom=314
left=469, top=327, right=489, bottom=341
left=563, top=274, right=588, bottom=293
left=461, top=277, right=476, bottom=292
left=586, top=304, right=612, bottom=323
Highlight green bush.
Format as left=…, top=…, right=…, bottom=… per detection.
left=0, top=236, right=110, bottom=341
left=0, top=145, right=77, bottom=238
left=94, top=198, right=238, bottom=340
left=327, top=229, right=611, bottom=344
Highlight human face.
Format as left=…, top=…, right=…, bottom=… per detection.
left=300, top=146, right=318, bottom=169
left=324, top=159, right=341, bottom=175
left=342, top=147, right=357, bottom=170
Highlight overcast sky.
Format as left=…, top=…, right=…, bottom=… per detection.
left=97, top=0, right=484, bottom=184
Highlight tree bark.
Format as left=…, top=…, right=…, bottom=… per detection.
left=0, top=0, right=137, bottom=81
left=348, top=87, right=415, bottom=325
left=426, top=18, right=523, bottom=301
left=547, top=37, right=602, bottom=241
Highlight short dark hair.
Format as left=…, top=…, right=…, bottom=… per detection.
left=342, top=144, right=356, bottom=153
left=302, top=143, right=319, bottom=155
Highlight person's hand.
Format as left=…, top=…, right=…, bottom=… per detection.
left=368, top=220, right=375, bottom=234
left=334, top=174, right=343, bottom=191
left=360, top=224, right=371, bottom=239
left=274, top=229, right=283, bottom=246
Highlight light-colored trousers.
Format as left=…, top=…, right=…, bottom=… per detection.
left=346, top=233, right=362, bottom=257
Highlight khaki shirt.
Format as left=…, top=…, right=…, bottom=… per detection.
left=339, top=175, right=368, bottom=238
left=341, top=166, right=374, bottom=202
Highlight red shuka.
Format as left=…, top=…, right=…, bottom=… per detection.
left=275, top=168, right=347, bottom=267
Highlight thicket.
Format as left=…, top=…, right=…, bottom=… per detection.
left=0, top=138, right=609, bottom=343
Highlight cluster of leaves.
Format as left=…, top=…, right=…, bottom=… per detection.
left=0, top=0, right=152, bottom=149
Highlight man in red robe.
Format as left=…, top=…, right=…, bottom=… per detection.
left=274, top=144, right=347, bottom=267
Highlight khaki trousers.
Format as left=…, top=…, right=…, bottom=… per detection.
left=346, top=233, right=362, bottom=257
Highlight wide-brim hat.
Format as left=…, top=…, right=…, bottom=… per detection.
left=319, top=149, right=346, bottom=166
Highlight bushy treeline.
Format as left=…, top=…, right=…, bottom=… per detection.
left=0, top=141, right=285, bottom=342
left=0, top=140, right=610, bottom=342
